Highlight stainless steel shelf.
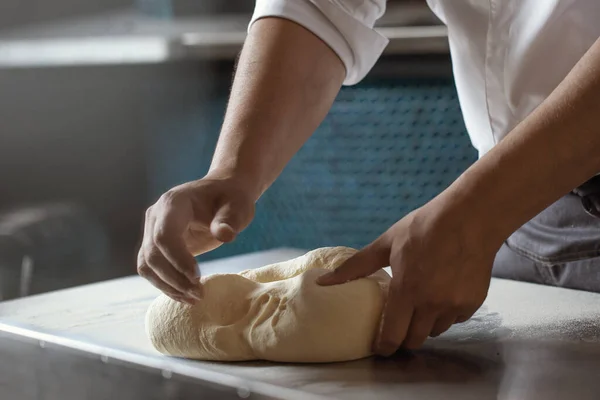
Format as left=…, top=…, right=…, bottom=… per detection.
left=0, top=10, right=448, bottom=69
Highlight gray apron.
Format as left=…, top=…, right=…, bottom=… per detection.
left=492, top=176, right=600, bottom=292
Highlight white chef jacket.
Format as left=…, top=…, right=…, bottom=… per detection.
left=250, top=0, right=600, bottom=158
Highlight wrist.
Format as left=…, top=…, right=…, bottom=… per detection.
left=204, top=167, right=265, bottom=202
left=427, top=164, right=520, bottom=253
left=423, top=194, right=507, bottom=258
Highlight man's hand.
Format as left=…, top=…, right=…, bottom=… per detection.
left=137, top=17, right=345, bottom=304
left=137, top=175, right=256, bottom=304
left=317, top=203, right=500, bottom=355
left=319, top=38, right=600, bottom=355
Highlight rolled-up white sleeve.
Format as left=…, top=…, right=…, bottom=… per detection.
left=249, top=0, right=388, bottom=85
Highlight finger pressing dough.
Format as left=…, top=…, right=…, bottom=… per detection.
left=145, top=247, right=390, bottom=363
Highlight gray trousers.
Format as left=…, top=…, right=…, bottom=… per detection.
left=492, top=178, right=600, bottom=292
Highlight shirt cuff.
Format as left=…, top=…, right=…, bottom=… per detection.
left=250, top=0, right=389, bottom=85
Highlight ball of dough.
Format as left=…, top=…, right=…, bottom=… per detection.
left=145, top=247, right=389, bottom=363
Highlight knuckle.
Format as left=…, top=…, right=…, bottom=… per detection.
left=137, top=264, right=151, bottom=277
left=428, top=294, right=468, bottom=311
left=404, top=335, right=427, bottom=350
left=136, top=247, right=145, bottom=263
left=430, top=328, right=444, bottom=338
left=423, top=297, right=445, bottom=310
left=448, top=295, right=465, bottom=309
left=421, top=292, right=451, bottom=310
left=455, top=315, right=470, bottom=323
left=378, top=338, right=402, bottom=355
left=152, top=228, right=169, bottom=247
left=145, top=248, right=163, bottom=266
left=463, top=300, right=482, bottom=314
left=474, top=293, right=487, bottom=307
left=378, top=325, right=402, bottom=349
left=145, top=206, right=154, bottom=219
left=431, top=320, right=454, bottom=337
left=460, top=307, right=478, bottom=321
left=455, top=306, right=479, bottom=323
left=416, top=324, right=433, bottom=339
left=403, top=342, right=421, bottom=351
left=159, top=189, right=180, bottom=205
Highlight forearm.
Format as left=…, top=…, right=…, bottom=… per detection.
left=208, top=17, right=345, bottom=200
left=438, top=38, right=600, bottom=246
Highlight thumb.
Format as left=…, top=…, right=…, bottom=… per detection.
left=317, top=236, right=391, bottom=286
left=210, top=200, right=254, bottom=243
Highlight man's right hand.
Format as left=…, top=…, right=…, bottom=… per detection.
left=137, top=174, right=256, bottom=304
left=137, top=17, right=346, bottom=303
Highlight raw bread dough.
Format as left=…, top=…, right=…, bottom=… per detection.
left=145, top=247, right=390, bottom=363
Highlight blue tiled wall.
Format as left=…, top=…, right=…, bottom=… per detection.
left=147, top=77, right=477, bottom=260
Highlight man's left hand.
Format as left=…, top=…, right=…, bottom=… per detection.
left=317, top=203, right=500, bottom=355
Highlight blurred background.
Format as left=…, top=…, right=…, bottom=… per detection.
left=0, top=0, right=475, bottom=300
